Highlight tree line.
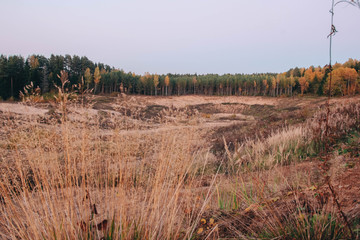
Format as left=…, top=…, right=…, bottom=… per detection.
left=0, top=54, right=359, bottom=100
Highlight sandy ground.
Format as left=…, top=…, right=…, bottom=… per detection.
left=0, top=95, right=359, bottom=136
left=3, top=95, right=358, bottom=115
left=0, top=103, right=48, bottom=115
left=0, top=96, right=258, bottom=135
left=1, top=95, right=359, bottom=238
left=143, top=95, right=279, bottom=108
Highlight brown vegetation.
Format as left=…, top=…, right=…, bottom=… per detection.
left=0, top=92, right=359, bottom=239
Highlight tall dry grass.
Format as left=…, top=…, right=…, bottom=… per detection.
left=0, top=114, right=214, bottom=239
left=307, top=101, right=360, bottom=144
left=229, top=100, right=360, bottom=173
left=230, top=126, right=311, bottom=172
left=0, top=84, right=217, bottom=239
left=214, top=100, right=360, bottom=239
left=1, top=82, right=359, bottom=240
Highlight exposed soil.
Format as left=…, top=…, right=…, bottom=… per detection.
left=1, top=95, right=359, bottom=239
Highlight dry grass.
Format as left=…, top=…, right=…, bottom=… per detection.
left=0, top=97, right=217, bottom=239
left=0, top=92, right=359, bottom=239
left=232, top=126, right=309, bottom=171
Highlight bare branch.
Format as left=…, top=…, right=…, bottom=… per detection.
left=335, top=0, right=360, bottom=7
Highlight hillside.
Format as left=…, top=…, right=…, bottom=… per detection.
left=0, top=94, right=359, bottom=239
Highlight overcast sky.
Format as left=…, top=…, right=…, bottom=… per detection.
left=1, top=0, right=359, bottom=74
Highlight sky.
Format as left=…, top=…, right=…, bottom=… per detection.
left=1, top=0, right=360, bottom=75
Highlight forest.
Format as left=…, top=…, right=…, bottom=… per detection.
left=1, top=54, right=360, bottom=100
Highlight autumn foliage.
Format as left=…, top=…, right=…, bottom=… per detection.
left=0, top=55, right=359, bottom=99
left=325, top=67, right=358, bottom=96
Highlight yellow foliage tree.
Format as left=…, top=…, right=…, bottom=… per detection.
left=343, top=58, right=359, bottom=68
left=154, top=74, right=159, bottom=95
left=262, top=79, right=268, bottom=96
left=314, top=67, right=324, bottom=81
left=29, top=55, right=40, bottom=69
left=164, top=75, right=170, bottom=96
left=326, top=67, right=358, bottom=95
left=271, top=77, right=276, bottom=97
left=84, top=68, right=92, bottom=89
left=332, top=62, right=342, bottom=70
left=94, top=67, right=101, bottom=93
left=299, top=77, right=309, bottom=96
left=304, top=68, right=315, bottom=82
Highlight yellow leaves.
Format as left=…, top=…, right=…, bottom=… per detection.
left=271, top=77, right=276, bottom=89
left=29, top=55, right=40, bottom=69
left=245, top=203, right=259, bottom=212
left=94, top=67, right=101, bottom=84
left=304, top=68, right=315, bottom=82
left=154, top=74, right=159, bottom=87
left=307, top=185, right=317, bottom=191
left=258, top=196, right=281, bottom=206
left=304, top=66, right=324, bottom=84
left=262, top=79, right=268, bottom=88
left=330, top=67, right=358, bottom=95
left=197, top=218, right=217, bottom=235
left=315, top=68, right=325, bottom=81
left=269, top=197, right=280, bottom=203
left=164, top=75, right=170, bottom=86
left=144, top=72, right=151, bottom=79
left=343, top=58, right=359, bottom=68
left=299, top=77, right=309, bottom=95
left=84, top=68, right=92, bottom=86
